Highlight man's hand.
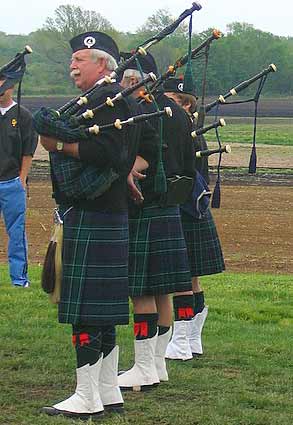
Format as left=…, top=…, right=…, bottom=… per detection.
left=39, top=135, right=59, bottom=152
left=19, top=175, right=26, bottom=189
left=127, top=169, right=145, bottom=205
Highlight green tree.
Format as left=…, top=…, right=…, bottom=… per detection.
left=29, top=4, right=118, bottom=93
left=44, top=4, right=115, bottom=39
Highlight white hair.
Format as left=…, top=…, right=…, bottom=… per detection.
left=90, top=49, right=117, bottom=71
left=122, top=69, right=148, bottom=81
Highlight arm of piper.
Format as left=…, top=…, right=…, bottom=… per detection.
left=39, top=135, right=80, bottom=158
left=127, top=155, right=148, bottom=204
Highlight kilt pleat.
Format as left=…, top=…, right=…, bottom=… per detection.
left=180, top=208, right=225, bottom=277
left=58, top=208, right=129, bottom=325
left=129, top=205, right=192, bottom=296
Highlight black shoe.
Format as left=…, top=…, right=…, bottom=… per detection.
left=104, top=403, right=124, bottom=414
left=41, top=406, right=104, bottom=420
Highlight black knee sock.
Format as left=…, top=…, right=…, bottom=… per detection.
left=100, top=325, right=116, bottom=358
left=133, top=313, right=158, bottom=340
left=72, top=325, right=102, bottom=368
left=158, top=325, right=170, bottom=336
left=193, top=291, right=205, bottom=314
left=173, top=295, right=195, bottom=321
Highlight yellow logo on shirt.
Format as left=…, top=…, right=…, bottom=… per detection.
left=11, top=118, right=17, bottom=127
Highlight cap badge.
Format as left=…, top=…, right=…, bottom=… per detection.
left=84, top=36, right=96, bottom=49
left=177, top=83, right=184, bottom=92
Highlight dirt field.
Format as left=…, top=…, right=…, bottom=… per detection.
left=0, top=179, right=292, bottom=275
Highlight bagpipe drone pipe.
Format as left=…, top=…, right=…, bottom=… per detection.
left=181, top=120, right=231, bottom=219
left=205, top=64, right=277, bottom=113
left=204, top=63, right=277, bottom=176
left=147, top=28, right=222, bottom=96
left=194, top=61, right=277, bottom=208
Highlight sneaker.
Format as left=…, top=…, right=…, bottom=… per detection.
left=13, top=282, right=30, bottom=288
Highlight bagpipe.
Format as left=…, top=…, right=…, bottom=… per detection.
left=45, top=106, right=173, bottom=201
left=0, top=45, right=32, bottom=76
left=201, top=62, right=277, bottom=209
left=34, top=2, right=203, bottom=139
left=205, top=64, right=277, bottom=113
left=148, top=28, right=222, bottom=94
left=195, top=144, right=231, bottom=158
left=191, top=117, right=226, bottom=138
left=54, top=2, right=202, bottom=120
left=133, top=26, right=228, bottom=212
left=0, top=45, right=32, bottom=95
left=34, top=3, right=202, bottom=201
left=192, top=44, right=277, bottom=208
left=182, top=125, right=231, bottom=220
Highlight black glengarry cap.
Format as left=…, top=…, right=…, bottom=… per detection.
left=163, top=76, right=197, bottom=98
left=120, top=51, right=158, bottom=76
left=70, top=31, right=120, bottom=63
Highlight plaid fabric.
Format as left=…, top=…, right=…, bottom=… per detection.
left=128, top=205, right=192, bottom=296
left=33, top=107, right=88, bottom=141
left=50, top=152, right=118, bottom=200
left=180, top=208, right=225, bottom=277
left=58, top=208, right=129, bottom=325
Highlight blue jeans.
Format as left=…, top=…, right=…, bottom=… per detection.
left=0, top=177, right=29, bottom=286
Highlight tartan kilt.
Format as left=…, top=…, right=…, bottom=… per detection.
left=58, top=208, right=129, bottom=326
left=128, top=205, right=192, bottom=296
left=180, top=208, right=225, bottom=277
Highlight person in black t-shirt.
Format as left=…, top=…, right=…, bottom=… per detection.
left=0, top=78, right=37, bottom=288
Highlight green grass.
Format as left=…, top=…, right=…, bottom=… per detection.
left=205, top=117, right=293, bottom=146
left=0, top=266, right=293, bottom=425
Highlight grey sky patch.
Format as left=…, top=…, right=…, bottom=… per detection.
left=1, top=0, right=292, bottom=37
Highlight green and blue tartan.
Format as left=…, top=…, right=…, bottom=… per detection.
left=128, top=205, right=192, bottom=296
left=180, top=208, right=225, bottom=277
left=58, top=208, right=129, bottom=325
left=50, top=152, right=119, bottom=200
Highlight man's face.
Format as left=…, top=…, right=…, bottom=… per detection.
left=70, top=49, right=105, bottom=91
left=0, top=80, right=14, bottom=105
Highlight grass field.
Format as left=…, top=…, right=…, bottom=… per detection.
left=205, top=117, right=293, bottom=146
left=1, top=266, right=292, bottom=425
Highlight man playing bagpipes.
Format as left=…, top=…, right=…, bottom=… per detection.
left=117, top=52, right=195, bottom=391
left=163, top=77, right=225, bottom=361
left=0, top=46, right=37, bottom=288
left=37, top=32, right=159, bottom=419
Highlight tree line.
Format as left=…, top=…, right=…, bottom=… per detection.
left=0, top=4, right=292, bottom=97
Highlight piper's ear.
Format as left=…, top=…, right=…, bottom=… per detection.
left=96, top=56, right=107, bottom=74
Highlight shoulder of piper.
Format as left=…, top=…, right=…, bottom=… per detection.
left=87, top=81, right=124, bottom=108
